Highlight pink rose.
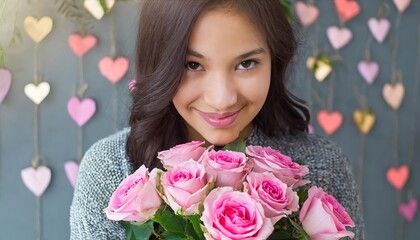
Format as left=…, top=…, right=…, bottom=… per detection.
left=246, top=146, right=310, bottom=188
left=201, top=187, right=274, bottom=240
left=158, top=141, right=206, bottom=168
left=244, top=172, right=299, bottom=224
left=105, top=165, right=162, bottom=222
left=161, top=160, right=213, bottom=215
left=200, top=149, right=252, bottom=189
left=299, top=186, right=355, bottom=240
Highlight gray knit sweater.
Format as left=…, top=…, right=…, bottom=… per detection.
left=70, top=127, right=364, bottom=240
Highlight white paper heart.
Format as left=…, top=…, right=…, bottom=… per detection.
left=294, top=2, right=319, bottom=28
left=0, top=69, right=12, bottom=104
left=327, top=26, right=352, bottom=50
left=358, top=61, right=379, bottom=84
left=64, top=161, right=80, bottom=188
left=84, top=0, right=116, bottom=20
left=383, top=82, right=405, bottom=110
left=24, top=82, right=50, bottom=105
left=21, top=166, right=51, bottom=197
left=24, top=16, right=53, bottom=43
left=393, top=0, right=411, bottom=13
left=368, top=18, right=390, bottom=44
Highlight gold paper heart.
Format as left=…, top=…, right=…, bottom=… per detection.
left=84, top=0, right=115, bottom=20
left=353, top=110, right=376, bottom=134
left=24, top=82, right=50, bottom=105
left=383, top=82, right=404, bottom=110
left=306, top=57, right=332, bottom=82
left=24, top=16, right=53, bottom=43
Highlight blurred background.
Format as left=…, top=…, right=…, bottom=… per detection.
left=0, top=0, right=419, bottom=239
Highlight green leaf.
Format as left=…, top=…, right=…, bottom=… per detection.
left=267, top=230, right=296, bottom=240
left=279, top=0, right=294, bottom=21
left=152, top=207, right=187, bottom=234
left=289, top=218, right=310, bottom=240
left=185, top=215, right=205, bottom=240
left=160, top=231, right=185, bottom=240
left=98, top=0, right=108, bottom=13
left=121, top=221, right=154, bottom=240
left=121, top=222, right=136, bottom=240
left=222, top=137, right=246, bottom=153
left=296, top=187, right=308, bottom=206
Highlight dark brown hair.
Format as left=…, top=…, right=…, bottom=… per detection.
left=127, top=0, right=310, bottom=170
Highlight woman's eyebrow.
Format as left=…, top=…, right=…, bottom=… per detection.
left=186, top=47, right=266, bottom=60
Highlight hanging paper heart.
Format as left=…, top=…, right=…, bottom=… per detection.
left=317, top=111, right=343, bottom=135
left=399, top=198, right=418, bottom=222
left=0, top=69, right=12, bottom=104
left=128, top=79, right=136, bottom=92
left=68, top=34, right=97, bottom=57
left=21, top=166, right=51, bottom=197
left=64, top=161, right=80, bottom=188
left=386, top=165, right=409, bottom=190
left=294, top=2, right=319, bottom=28
left=383, top=82, right=404, bottom=110
left=353, top=110, right=375, bottom=134
left=306, top=57, right=332, bottom=82
left=67, top=97, right=96, bottom=126
left=84, top=0, right=116, bottom=20
left=24, top=82, right=50, bottom=105
left=368, top=18, right=390, bottom=44
left=23, top=16, right=53, bottom=43
left=307, top=124, right=315, bottom=134
left=327, top=26, right=352, bottom=50
left=334, top=0, right=360, bottom=22
left=393, top=0, right=411, bottom=13
left=358, top=61, right=379, bottom=84
left=99, top=56, right=129, bottom=83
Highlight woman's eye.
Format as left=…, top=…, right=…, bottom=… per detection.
left=236, top=60, right=258, bottom=71
left=185, top=61, right=203, bottom=71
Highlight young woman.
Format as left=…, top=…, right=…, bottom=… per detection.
left=70, top=0, right=364, bottom=239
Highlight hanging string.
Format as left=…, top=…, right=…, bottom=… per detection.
left=391, top=13, right=401, bottom=84
left=77, top=48, right=85, bottom=162
left=110, top=9, right=118, bottom=132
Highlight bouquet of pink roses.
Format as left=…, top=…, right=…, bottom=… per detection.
left=105, top=139, right=355, bottom=240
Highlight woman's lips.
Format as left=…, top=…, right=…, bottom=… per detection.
left=197, top=110, right=240, bottom=128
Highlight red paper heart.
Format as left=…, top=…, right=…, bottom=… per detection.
left=98, top=56, right=129, bottom=83
left=387, top=165, right=409, bottom=190
left=317, top=111, right=343, bottom=135
left=334, top=0, right=360, bottom=22
left=399, top=198, right=418, bottom=222
left=68, top=34, right=97, bottom=57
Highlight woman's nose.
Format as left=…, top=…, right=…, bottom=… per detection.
left=203, top=72, right=238, bottom=111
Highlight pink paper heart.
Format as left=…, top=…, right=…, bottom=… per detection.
left=99, top=56, right=129, bottom=83
left=317, top=111, right=343, bottom=135
left=64, top=161, right=80, bottom=188
left=387, top=165, right=409, bottom=190
left=128, top=79, right=136, bottom=92
left=358, top=61, right=379, bottom=84
left=294, top=2, right=319, bottom=28
left=68, top=34, right=97, bottom=57
left=67, top=97, right=96, bottom=126
left=368, top=18, right=390, bottom=44
left=399, top=198, right=418, bottom=222
left=334, top=0, right=360, bottom=22
left=393, top=0, right=411, bottom=13
left=327, top=26, right=352, bottom=50
left=307, top=124, right=315, bottom=134
left=21, top=166, right=51, bottom=197
left=0, top=69, right=12, bottom=104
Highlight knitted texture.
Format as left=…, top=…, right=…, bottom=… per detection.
left=70, top=127, right=364, bottom=239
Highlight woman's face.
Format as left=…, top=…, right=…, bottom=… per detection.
left=173, top=8, right=271, bottom=146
